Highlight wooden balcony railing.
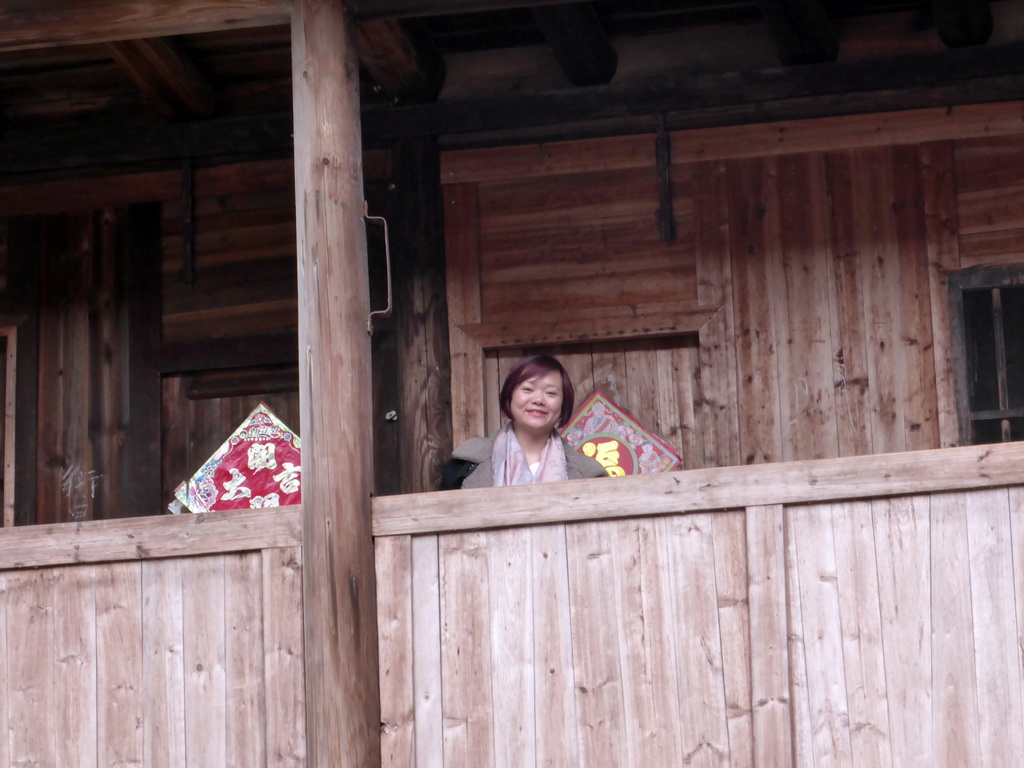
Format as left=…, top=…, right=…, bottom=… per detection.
left=0, top=506, right=305, bottom=768
left=4, top=443, right=1022, bottom=768
left=372, top=442, right=1024, bottom=768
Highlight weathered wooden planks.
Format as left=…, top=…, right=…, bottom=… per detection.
left=97, top=561, right=144, bottom=766
left=920, top=142, right=962, bottom=449
left=442, top=117, right=1024, bottom=478
left=955, top=131, right=1024, bottom=272
left=2, top=326, right=14, bottom=528
left=872, top=494, right=933, bottom=768
left=261, top=545, right=306, bottom=767
left=0, top=505, right=301, bottom=568
left=0, top=536, right=304, bottom=768
left=376, top=534, right=415, bottom=768
left=964, top=488, right=1024, bottom=767
left=374, top=468, right=1024, bottom=768
left=445, top=183, right=486, bottom=446
left=929, top=491, right=981, bottom=766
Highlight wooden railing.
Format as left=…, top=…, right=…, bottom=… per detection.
left=372, top=443, right=1024, bottom=768
left=0, top=506, right=305, bottom=768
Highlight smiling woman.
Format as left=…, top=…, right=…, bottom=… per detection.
left=439, top=355, right=607, bottom=490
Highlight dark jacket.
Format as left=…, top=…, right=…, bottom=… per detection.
left=440, top=433, right=607, bottom=490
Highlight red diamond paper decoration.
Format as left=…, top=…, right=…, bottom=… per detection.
left=174, top=402, right=301, bottom=514
left=560, top=391, right=681, bottom=476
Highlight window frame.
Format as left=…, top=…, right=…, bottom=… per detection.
left=948, top=263, right=1024, bottom=445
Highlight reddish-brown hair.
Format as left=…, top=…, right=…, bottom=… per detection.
left=499, top=355, right=575, bottom=427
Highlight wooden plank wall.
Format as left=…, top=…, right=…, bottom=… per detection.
left=159, top=157, right=301, bottom=511
left=32, top=210, right=127, bottom=524
left=0, top=514, right=306, bottom=767
left=161, top=158, right=299, bottom=343
left=440, top=101, right=1024, bottom=471
left=375, top=479, right=1024, bottom=767
left=2, top=145, right=442, bottom=518
left=158, top=148, right=448, bottom=501
left=0, top=218, right=7, bottom=295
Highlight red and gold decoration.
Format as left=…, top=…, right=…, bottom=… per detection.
left=174, top=403, right=301, bottom=514
left=560, top=391, right=681, bottom=476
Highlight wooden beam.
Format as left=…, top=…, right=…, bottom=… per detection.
left=4, top=218, right=40, bottom=527
left=531, top=2, right=618, bottom=86
left=355, top=18, right=445, bottom=103
left=457, top=303, right=720, bottom=349
left=155, top=332, right=298, bottom=374
left=930, top=0, right=993, bottom=48
left=2, top=326, right=15, bottom=528
left=0, top=171, right=182, bottom=215
left=0, top=114, right=294, bottom=176
left=119, top=204, right=164, bottom=518
left=292, top=0, right=381, bottom=765
left=388, top=137, right=451, bottom=494
left=372, top=441, right=1024, bottom=536
left=7, top=39, right=1024, bottom=175
left=0, top=0, right=290, bottom=52
left=0, top=506, right=301, bottom=568
left=107, top=38, right=218, bottom=119
left=756, top=0, right=838, bottom=65
left=367, top=38, right=1024, bottom=141
left=348, top=0, right=578, bottom=20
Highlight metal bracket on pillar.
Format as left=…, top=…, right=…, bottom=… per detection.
left=363, top=201, right=393, bottom=334
left=655, top=114, right=676, bottom=243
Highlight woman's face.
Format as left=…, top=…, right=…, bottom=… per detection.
left=509, top=369, right=564, bottom=437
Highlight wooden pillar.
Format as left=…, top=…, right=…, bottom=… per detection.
left=5, top=217, right=40, bottom=526
left=120, top=203, right=163, bottom=517
left=291, top=1, right=381, bottom=766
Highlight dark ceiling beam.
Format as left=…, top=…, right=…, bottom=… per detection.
left=531, top=3, right=617, bottom=86
left=930, top=0, right=992, bottom=48
left=0, top=114, right=294, bottom=176
left=7, top=39, right=1024, bottom=175
left=757, top=0, right=838, bottom=65
left=367, top=38, right=1024, bottom=139
left=0, top=0, right=289, bottom=51
left=356, top=18, right=446, bottom=103
left=347, top=0, right=580, bottom=20
left=107, top=38, right=218, bottom=119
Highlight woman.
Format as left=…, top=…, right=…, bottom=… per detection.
left=441, top=355, right=607, bottom=489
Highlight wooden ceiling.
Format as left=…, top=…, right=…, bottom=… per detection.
left=1, top=0, right=1022, bottom=177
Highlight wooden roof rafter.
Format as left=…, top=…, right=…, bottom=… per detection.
left=530, top=2, right=617, bottom=87
left=0, top=0, right=285, bottom=122
left=356, top=17, right=446, bottom=103
left=930, top=0, right=993, bottom=47
left=107, top=37, right=217, bottom=119
left=352, top=0, right=618, bottom=93
left=756, top=0, right=838, bottom=65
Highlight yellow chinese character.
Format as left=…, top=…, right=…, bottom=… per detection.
left=583, top=439, right=624, bottom=475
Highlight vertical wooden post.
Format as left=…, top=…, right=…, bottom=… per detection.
left=7, top=217, right=41, bottom=526
left=291, top=1, right=381, bottom=766
left=121, top=204, right=163, bottom=517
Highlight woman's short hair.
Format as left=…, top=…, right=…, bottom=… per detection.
left=499, top=355, right=575, bottom=427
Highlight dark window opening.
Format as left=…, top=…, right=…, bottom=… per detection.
left=951, top=266, right=1024, bottom=445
